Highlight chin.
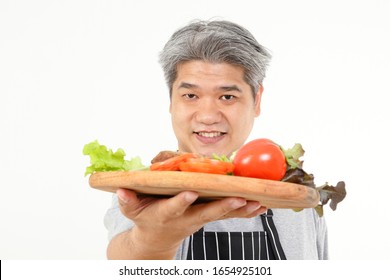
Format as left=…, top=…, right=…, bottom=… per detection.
left=198, top=147, right=229, bottom=158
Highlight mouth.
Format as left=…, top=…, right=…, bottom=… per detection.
left=193, top=131, right=227, bottom=144
left=195, top=131, right=226, bottom=138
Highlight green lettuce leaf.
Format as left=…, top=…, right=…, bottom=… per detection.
left=281, top=143, right=305, bottom=169
left=83, top=140, right=145, bottom=176
left=281, top=143, right=347, bottom=217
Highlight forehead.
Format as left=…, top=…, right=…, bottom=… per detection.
left=174, top=61, right=246, bottom=85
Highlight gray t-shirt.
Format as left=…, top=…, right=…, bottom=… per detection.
left=104, top=194, right=328, bottom=260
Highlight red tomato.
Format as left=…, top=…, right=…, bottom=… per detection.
left=179, top=158, right=234, bottom=175
left=233, top=138, right=287, bottom=180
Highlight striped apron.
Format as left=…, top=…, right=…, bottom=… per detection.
left=187, top=209, right=286, bottom=260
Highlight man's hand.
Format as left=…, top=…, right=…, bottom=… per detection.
left=107, top=188, right=267, bottom=259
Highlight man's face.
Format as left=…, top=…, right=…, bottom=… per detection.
left=170, top=61, right=262, bottom=157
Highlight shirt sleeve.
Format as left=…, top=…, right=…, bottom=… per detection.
left=103, top=194, right=134, bottom=241
left=316, top=213, right=329, bottom=260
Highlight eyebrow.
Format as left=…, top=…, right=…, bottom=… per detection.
left=177, top=82, right=242, bottom=92
left=177, top=82, right=198, bottom=89
left=219, top=85, right=242, bottom=92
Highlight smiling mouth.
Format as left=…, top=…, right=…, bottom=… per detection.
left=194, top=131, right=226, bottom=138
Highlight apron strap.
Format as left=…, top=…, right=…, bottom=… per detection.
left=260, top=209, right=287, bottom=260
left=187, top=227, right=205, bottom=260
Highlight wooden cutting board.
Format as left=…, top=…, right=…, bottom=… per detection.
left=89, top=171, right=320, bottom=208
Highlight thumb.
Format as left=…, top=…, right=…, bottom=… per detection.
left=117, top=188, right=135, bottom=205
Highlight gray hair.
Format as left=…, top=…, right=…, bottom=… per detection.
left=159, top=20, right=272, bottom=98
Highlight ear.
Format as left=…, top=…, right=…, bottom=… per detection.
left=254, top=85, right=263, bottom=117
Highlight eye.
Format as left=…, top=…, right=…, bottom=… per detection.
left=220, top=94, right=236, bottom=101
left=183, top=93, right=198, bottom=100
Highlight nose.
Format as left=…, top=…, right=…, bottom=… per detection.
left=195, top=98, right=222, bottom=125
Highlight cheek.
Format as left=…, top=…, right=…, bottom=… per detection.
left=171, top=106, right=188, bottom=121
left=229, top=106, right=255, bottom=128
left=229, top=111, right=256, bottom=139
left=170, top=105, right=193, bottom=133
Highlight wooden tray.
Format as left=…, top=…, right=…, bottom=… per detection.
left=89, top=171, right=320, bottom=208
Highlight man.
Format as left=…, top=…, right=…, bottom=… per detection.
left=104, top=20, right=328, bottom=260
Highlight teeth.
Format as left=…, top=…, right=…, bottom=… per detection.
left=197, top=132, right=223, bottom=138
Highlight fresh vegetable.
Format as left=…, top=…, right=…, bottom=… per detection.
left=150, top=153, right=198, bottom=171
left=83, top=140, right=145, bottom=176
left=280, top=144, right=347, bottom=217
left=233, top=138, right=287, bottom=180
left=150, top=153, right=234, bottom=175
left=281, top=143, right=305, bottom=169
left=179, top=157, right=234, bottom=175
left=83, top=139, right=347, bottom=216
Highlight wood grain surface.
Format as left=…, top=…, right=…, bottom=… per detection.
left=89, top=171, right=320, bottom=208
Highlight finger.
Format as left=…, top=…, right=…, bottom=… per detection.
left=116, top=188, right=155, bottom=218
left=191, top=197, right=247, bottom=224
left=117, top=188, right=137, bottom=206
left=227, top=204, right=268, bottom=219
left=250, top=205, right=268, bottom=217
left=222, top=201, right=267, bottom=219
left=159, top=191, right=199, bottom=219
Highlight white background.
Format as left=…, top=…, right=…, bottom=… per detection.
left=1, top=0, right=389, bottom=260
